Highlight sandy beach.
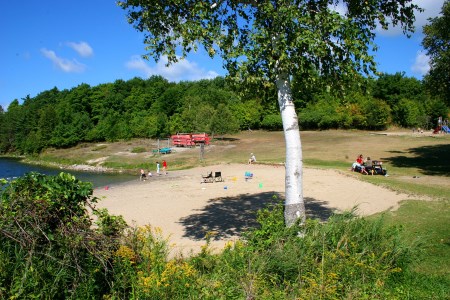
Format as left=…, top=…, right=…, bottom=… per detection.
left=94, top=163, right=415, bottom=256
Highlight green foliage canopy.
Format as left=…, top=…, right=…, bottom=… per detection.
left=423, top=0, right=450, bottom=106
left=118, top=0, right=421, bottom=90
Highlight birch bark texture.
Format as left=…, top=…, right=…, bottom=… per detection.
left=118, top=0, right=420, bottom=225
left=276, top=72, right=305, bottom=226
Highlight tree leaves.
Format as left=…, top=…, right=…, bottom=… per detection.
left=119, top=0, right=421, bottom=90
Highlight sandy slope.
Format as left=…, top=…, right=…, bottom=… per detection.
left=94, top=163, right=415, bottom=256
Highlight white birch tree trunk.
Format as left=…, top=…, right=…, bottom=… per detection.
left=276, top=72, right=306, bottom=226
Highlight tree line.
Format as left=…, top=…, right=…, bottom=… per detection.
left=0, top=72, right=447, bottom=154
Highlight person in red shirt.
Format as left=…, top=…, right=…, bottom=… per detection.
left=162, top=160, right=168, bottom=175
left=352, top=154, right=368, bottom=174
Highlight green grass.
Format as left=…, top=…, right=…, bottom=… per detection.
left=379, top=199, right=450, bottom=299
left=24, top=156, right=86, bottom=167
left=382, top=200, right=450, bottom=277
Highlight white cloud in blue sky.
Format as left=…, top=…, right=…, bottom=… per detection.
left=66, top=41, right=94, bottom=58
left=331, top=0, right=444, bottom=36
left=376, top=0, right=444, bottom=36
left=125, top=55, right=219, bottom=82
left=411, top=50, right=430, bottom=75
left=40, top=48, right=86, bottom=73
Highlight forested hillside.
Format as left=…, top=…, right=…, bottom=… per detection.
left=0, top=73, right=447, bottom=154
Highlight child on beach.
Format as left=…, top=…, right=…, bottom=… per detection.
left=140, top=169, right=146, bottom=181
left=248, top=153, right=256, bottom=164
left=162, top=160, right=168, bottom=175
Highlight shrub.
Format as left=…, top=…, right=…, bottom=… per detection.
left=0, top=172, right=126, bottom=299
left=242, top=204, right=415, bottom=298
left=131, top=146, right=147, bottom=153
left=393, top=98, right=425, bottom=128
left=361, top=98, right=391, bottom=130
left=261, top=114, right=283, bottom=130
left=110, top=225, right=202, bottom=299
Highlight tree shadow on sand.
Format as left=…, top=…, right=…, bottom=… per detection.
left=178, top=192, right=334, bottom=241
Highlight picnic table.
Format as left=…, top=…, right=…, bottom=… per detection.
left=152, top=147, right=172, bottom=154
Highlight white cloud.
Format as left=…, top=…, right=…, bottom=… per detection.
left=41, top=48, right=86, bottom=73
left=377, top=0, right=445, bottom=36
left=411, top=50, right=430, bottom=75
left=125, top=55, right=219, bottom=82
left=412, top=0, right=445, bottom=28
left=66, top=41, right=93, bottom=57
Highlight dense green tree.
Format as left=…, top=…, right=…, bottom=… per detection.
left=372, top=72, right=424, bottom=107
left=361, top=98, right=391, bottom=130
left=168, top=113, right=186, bottom=134
left=422, top=0, right=450, bottom=106
left=193, top=105, right=216, bottom=133
left=425, top=98, right=449, bottom=128
left=0, top=106, right=5, bottom=152
left=179, top=96, right=203, bottom=132
left=393, top=98, right=425, bottom=128
left=230, top=99, right=263, bottom=130
left=155, top=113, right=170, bottom=137
left=36, top=108, right=57, bottom=147
left=210, top=103, right=240, bottom=135
left=66, top=84, right=93, bottom=114
left=1, top=100, right=22, bottom=152
left=145, top=75, right=171, bottom=106
left=151, top=83, right=183, bottom=115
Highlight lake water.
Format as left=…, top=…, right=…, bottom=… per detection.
left=0, top=157, right=136, bottom=188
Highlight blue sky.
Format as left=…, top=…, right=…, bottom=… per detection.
left=0, top=0, right=445, bottom=110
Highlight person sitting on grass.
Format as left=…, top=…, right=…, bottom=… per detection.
left=364, top=157, right=374, bottom=175
left=352, top=154, right=368, bottom=174
left=248, top=153, right=256, bottom=164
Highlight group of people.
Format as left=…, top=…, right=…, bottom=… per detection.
left=351, top=154, right=372, bottom=175
left=140, top=160, right=168, bottom=181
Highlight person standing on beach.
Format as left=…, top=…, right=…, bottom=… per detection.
left=156, top=162, right=160, bottom=175
left=162, top=160, right=168, bottom=175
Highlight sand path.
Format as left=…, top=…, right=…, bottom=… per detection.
left=94, top=163, right=414, bottom=256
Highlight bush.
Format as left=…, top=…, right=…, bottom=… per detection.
left=241, top=204, right=415, bottom=299
left=0, top=172, right=126, bottom=299
left=261, top=114, right=283, bottom=130
left=131, top=146, right=147, bottom=153
left=109, top=225, right=202, bottom=299
left=361, top=98, right=391, bottom=130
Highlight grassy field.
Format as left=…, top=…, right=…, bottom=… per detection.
left=27, top=130, right=450, bottom=296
